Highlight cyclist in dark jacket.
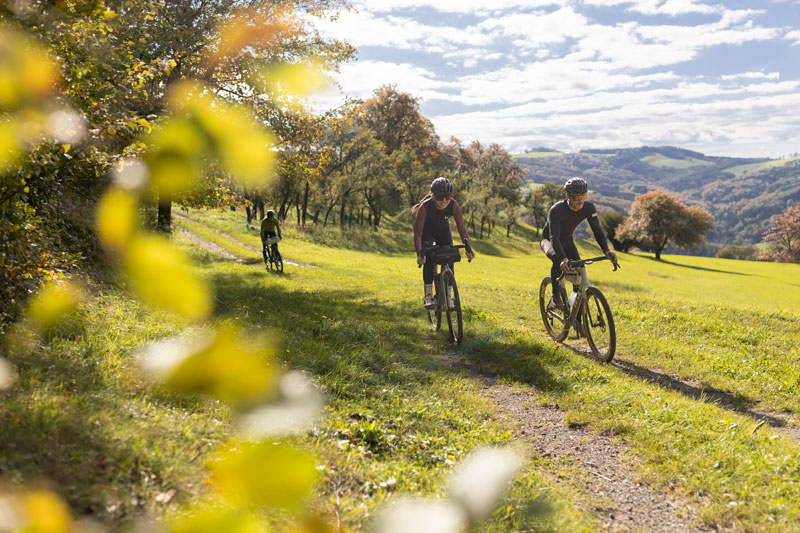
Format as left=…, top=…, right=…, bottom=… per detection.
left=413, top=177, right=475, bottom=308
left=541, top=177, right=616, bottom=306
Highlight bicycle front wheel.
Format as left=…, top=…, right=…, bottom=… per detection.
left=274, top=248, right=284, bottom=272
left=427, top=277, right=442, bottom=331
left=583, top=287, right=615, bottom=362
left=539, top=276, right=569, bottom=342
left=443, top=270, right=463, bottom=345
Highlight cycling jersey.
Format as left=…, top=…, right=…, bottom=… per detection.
left=260, top=217, right=280, bottom=241
left=542, top=199, right=609, bottom=261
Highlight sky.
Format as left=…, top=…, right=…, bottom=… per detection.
left=310, top=0, right=800, bottom=158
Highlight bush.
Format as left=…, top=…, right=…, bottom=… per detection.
left=716, top=244, right=757, bottom=260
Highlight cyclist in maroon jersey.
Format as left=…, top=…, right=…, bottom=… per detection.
left=413, top=177, right=475, bottom=308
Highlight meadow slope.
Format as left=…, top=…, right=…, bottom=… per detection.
left=3, top=207, right=800, bottom=531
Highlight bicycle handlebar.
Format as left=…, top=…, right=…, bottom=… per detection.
left=418, top=244, right=469, bottom=268
left=567, top=255, right=620, bottom=271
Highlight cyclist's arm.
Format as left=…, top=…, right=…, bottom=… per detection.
left=260, top=220, right=267, bottom=242
left=451, top=201, right=474, bottom=258
left=587, top=209, right=610, bottom=254
left=414, top=205, right=426, bottom=264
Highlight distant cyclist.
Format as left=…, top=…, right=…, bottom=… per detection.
left=541, top=177, right=616, bottom=307
left=260, top=209, right=281, bottom=263
left=413, top=177, right=475, bottom=308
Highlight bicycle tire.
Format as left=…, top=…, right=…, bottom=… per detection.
left=583, top=287, right=615, bottom=362
left=443, top=270, right=463, bottom=345
left=274, top=248, right=284, bottom=273
left=263, top=247, right=270, bottom=270
left=539, top=276, right=569, bottom=342
left=426, top=276, right=442, bottom=331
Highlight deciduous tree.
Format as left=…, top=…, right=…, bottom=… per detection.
left=758, top=202, right=800, bottom=263
left=617, top=190, right=713, bottom=260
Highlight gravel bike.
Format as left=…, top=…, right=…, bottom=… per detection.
left=421, top=244, right=467, bottom=345
left=539, top=256, right=619, bottom=362
left=263, top=235, right=283, bottom=272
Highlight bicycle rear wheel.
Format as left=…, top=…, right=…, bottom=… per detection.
left=443, top=270, right=463, bottom=345
left=263, top=247, right=270, bottom=270
left=273, top=248, right=284, bottom=272
left=583, top=287, right=615, bottom=362
left=539, top=276, right=569, bottom=342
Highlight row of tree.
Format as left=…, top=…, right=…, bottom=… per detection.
left=243, top=85, right=524, bottom=237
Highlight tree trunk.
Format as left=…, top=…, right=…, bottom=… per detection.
left=246, top=205, right=253, bottom=225
left=506, top=223, right=512, bottom=237
left=157, top=195, right=172, bottom=233
left=301, top=181, right=310, bottom=227
left=257, top=197, right=265, bottom=220
left=339, top=193, right=348, bottom=229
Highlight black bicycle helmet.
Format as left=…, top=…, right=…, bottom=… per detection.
left=266, top=209, right=275, bottom=217
left=564, top=177, right=588, bottom=195
left=430, top=177, right=454, bottom=196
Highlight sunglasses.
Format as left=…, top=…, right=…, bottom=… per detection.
left=434, top=194, right=451, bottom=202
left=569, top=194, right=587, bottom=201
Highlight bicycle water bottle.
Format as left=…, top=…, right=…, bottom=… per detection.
left=568, top=290, right=577, bottom=309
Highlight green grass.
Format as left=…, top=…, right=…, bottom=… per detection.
left=726, top=156, right=800, bottom=179
left=5, top=206, right=800, bottom=530
left=640, top=153, right=715, bottom=169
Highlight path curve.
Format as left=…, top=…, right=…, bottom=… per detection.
left=174, top=212, right=312, bottom=268
left=487, top=383, right=711, bottom=532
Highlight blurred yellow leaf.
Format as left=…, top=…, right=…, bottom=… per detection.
left=23, top=490, right=72, bottom=533
left=218, top=127, right=275, bottom=188
left=0, top=118, right=20, bottom=169
left=146, top=117, right=207, bottom=196
left=205, top=10, right=293, bottom=72
left=260, top=62, right=329, bottom=97
left=96, top=187, right=138, bottom=250
left=124, top=235, right=211, bottom=321
left=211, top=441, right=317, bottom=510
left=0, top=26, right=58, bottom=109
left=146, top=327, right=277, bottom=406
left=26, top=279, right=85, bottom=332
left=169, top=508, right=260, bottom=533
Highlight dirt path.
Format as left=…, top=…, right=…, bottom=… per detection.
left=486, top=383, right=710, bottom=532
left=174, top=212, right=311, bottom=267
left=179, top=229, right=244, bottom=263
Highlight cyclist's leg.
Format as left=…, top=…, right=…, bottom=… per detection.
left=422, top=239, right=436, bottom=306
left=540, top=239, right=564, bottom=304
left=262, top=241, right=268, bottom=262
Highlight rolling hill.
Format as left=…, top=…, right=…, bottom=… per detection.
left=514, top=146, right=800, bottom=251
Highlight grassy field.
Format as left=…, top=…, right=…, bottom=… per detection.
left=4, top=207, right=800, bottom=531
left=640, top=153, right=715, bottom=169
left=726, top=156, right=800, bottom=179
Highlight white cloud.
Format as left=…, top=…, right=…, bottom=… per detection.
left=350, top=0, right=563, bottom=15
left=786, top=29, right=800, bottom=45
left=721, top=72, right=780, bottom=80
left=310, top=60, right=456, bottom=110
left=479, top=7, right=589, bottom=45
left=582, top=0, right=717, bottom=15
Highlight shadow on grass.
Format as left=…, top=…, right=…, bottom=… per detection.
left=612, top=358, right=788, bottom=427
left=209, top=271, right=448, bottom=396
left=644, top=256, right=752, bottom=277
left=454, top=329, right=569, bottom=395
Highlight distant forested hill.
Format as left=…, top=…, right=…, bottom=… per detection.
left=514, top=146, right=800, bottom=248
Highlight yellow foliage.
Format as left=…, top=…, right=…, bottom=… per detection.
left=123, top=235, right=211, bottom=321
left=26, top=279, right=85, bottom=332
left=23, top=490, right=73, bottom=533
left=96, top=187, right=138, bottom=250
left=157, top=326, right=277, bottom=406
left=211, top=441, right=317, bottom=510
left=169, top=508, right=261, bottom=533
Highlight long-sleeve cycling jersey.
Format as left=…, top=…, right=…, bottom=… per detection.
left=541, top=199, right=609, bottom=261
